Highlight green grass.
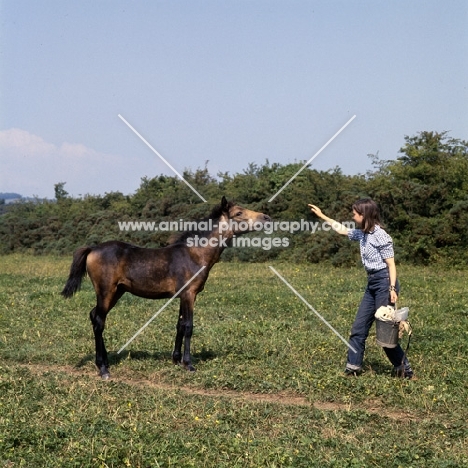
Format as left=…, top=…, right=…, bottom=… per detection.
left=0, top=254, right=467, bottom=467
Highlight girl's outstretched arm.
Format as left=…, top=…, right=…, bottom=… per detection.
left=308, top=204, right=350, bottom=236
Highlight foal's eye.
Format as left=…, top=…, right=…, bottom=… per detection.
left=234, top=211, right=242, bottom=217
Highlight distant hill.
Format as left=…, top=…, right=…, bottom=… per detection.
left=0, top=193, right=24, bottom=207
left=0, top=192, right=22, bottom=200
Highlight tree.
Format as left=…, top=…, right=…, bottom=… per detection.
left=54, top=182, right=69, bottom=201
left=367, top=131, right=468, bottom=264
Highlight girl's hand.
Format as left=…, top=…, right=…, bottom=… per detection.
left=390, top=290, right=398, bottom=304
left=308, top=204, right=323, bottom=218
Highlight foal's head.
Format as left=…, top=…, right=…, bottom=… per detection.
left=218, top=196, right=271, bottom=235
left=169, top=197, right=271, bottom=245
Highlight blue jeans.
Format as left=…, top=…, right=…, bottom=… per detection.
left=346, top=268, right=412, bottom=373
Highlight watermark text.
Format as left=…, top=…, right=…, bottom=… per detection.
left=117, top=219, right=355, bottom=234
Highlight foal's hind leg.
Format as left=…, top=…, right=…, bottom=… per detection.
left=90, top=306, right=110, bottom=379
left=90, top=287, right=124, bottom=379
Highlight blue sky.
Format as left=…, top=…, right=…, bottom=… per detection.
left=1, top=0, right=467, bottom=199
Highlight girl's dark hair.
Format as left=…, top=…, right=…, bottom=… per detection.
left=352, top=198, right=382, bottom=233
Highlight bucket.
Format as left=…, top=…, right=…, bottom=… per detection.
left=375, top=318, right=400, bottom=348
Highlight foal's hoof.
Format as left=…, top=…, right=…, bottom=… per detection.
left=172, top=353, right=182, bottom=366
left=96, top=365, right=111, bottom=380
left=183, top=363, right=197, bottom=372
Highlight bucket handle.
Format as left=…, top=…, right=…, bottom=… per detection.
left=394, top=301, right=413, bottom=365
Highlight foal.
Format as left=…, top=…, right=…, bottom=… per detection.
left=62, top=197, right=271, bottom=379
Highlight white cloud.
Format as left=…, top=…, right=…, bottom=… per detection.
left=0, top=128, right=56, bottom=155
left=0, top=128, right=144, bottom=198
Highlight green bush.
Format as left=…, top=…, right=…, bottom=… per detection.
left=0, top=132, right=467, bottom=265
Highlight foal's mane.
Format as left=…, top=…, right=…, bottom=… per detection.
left=168, top=200, right=235, bottom=245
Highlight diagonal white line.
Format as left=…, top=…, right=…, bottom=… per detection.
left=268, top=115, right=356, bottom=202
left=269, top=266, right=357, bottom=354
left=118, top=114, right=207, bottom=203
left=117, top=266, right=206, bottom=354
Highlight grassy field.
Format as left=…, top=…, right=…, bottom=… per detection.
left=0, top=254, right=467, bottom=467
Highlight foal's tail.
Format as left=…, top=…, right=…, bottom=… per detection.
left=61, top=246, right=93, bottom=298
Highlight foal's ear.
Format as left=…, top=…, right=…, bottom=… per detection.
left=221, top=196, right=228, bottom=211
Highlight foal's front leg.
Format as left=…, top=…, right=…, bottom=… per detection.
left=172, top=294, right=196, bottom=372
left=172, top=312, right=184, bottom=366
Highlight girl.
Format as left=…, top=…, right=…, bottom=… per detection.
left=308, top=199, right=414, bottom=379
